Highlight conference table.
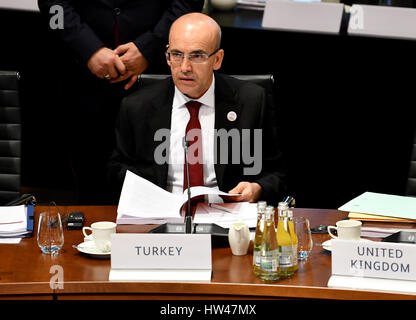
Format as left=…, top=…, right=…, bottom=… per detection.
left=0, top=206, right=415, bottom=300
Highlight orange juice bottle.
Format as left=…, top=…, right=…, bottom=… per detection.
left=259, top=206, right=280, bottom=282
left=276, top=206, right=294, bottom=278
left=253, top=201, right=267, bottom=276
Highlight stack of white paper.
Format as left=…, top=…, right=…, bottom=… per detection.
left=0, top=205, right=28, bottom=238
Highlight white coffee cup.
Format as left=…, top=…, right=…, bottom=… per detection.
left=327, top=220, right=362, bottom=240
left=82, top=221, right=116, bottom=252
left=228, top=222, right=250, bottom=255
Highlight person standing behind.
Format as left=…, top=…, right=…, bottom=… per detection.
left=37, top=0, right=204, bottom=204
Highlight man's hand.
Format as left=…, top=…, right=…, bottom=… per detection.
left=223, top=182, right=263, bottom=203
left=111, top=42, right=149, bottom=90
left=87, top=47, right=126, bottom=80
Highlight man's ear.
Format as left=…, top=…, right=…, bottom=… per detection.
left=165, top=48, right=172, bottom=68
left=166, top=57, right=172, bottom=68
left=213, top=49, right=224, bottom=71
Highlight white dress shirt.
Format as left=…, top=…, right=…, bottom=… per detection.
left=166, top=76, right=222, bottom=202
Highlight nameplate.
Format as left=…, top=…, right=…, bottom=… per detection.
left=109, top=233, right=212, bottom=281
left=262, top=0, right=344, bottom=34
left=347, top=4, right=416, bottom=40
left=331, top=239, right=416, bottom=281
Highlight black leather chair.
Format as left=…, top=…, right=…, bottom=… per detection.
left=137, top=74, right=277, bottom=125
left=137, top=73, right=275, bottom=94
left=405, top=132, right=416, bottom=196
left=0, top=71, right=21, bottom=205
left=137, top=72, right=278, bottom=135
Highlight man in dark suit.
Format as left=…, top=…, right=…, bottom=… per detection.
left=37, top=0, right=203, bottom=204
left=108, top=13, right=286, bottom=204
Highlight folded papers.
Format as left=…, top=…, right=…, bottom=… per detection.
left=116, top=170, right=257, bottom=227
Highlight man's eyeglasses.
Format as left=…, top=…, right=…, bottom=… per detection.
left=166, top=49, right=219, bottom=65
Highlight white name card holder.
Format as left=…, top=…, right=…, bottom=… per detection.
left=328, top=239, right=416, bottom=294
left=262, top=0, right=345, bottom=34
left=347, top=4, right=416, bottom=40
left=109, top=233, right=212, bottom=281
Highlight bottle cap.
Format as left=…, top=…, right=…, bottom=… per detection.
left=265, top=205, right=275, bottom=218
left=257, top=201, right=267, bottom=209
left=278, top=201, right=289, bottom=209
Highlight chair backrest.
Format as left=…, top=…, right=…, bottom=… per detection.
left=0, top=71, right=21, bottom=205
left=405, top=132, right=416, bottom=196
left=137, top=73, right=275, bottom=94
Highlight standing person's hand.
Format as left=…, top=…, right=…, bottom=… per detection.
left=111, top=42, right=149, bottom=90
left=87, top=47, right=126, bottom=80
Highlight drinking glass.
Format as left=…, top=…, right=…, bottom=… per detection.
left=294, top=216, right=313, bottom=261
left=37, top=205, right=64, bottom=255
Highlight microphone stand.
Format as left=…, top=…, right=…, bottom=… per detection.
left=149, top=138, right=229, bottom=247
left=183, top=137, right=193, bottom=234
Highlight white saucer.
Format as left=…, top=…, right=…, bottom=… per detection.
left=322, top=238, right=372, bottom=251
left=75, top=241, right=111, bottom=259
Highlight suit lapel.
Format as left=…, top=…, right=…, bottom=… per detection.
left=147, top=79, right=174, bottom=188
left=213, top=74, right=241, bottom=190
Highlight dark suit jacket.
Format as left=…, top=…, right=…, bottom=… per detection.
left=37, top=0, right=204, bottom=64
left=108, top=73, right=287, bottom=204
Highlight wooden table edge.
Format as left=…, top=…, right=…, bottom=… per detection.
left=0, top=282, right=53, bottom=298
left=53, top=280, right=416, bottom=300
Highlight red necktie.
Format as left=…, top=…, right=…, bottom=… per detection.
left=183, top=101, right=204, bottom=215
left=113, top=8, right=121, bottom=48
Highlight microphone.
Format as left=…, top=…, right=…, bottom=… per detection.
left=182, top=136, right=192, bottom=234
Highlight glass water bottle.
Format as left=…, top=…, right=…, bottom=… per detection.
left=287, top=209, right=298, bottom=273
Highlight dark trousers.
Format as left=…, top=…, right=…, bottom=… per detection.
left=61, top=62, right=135, bottom=204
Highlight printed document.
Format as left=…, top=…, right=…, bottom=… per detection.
left=116, top=170, right=256, bottom=226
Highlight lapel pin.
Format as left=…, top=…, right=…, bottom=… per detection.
left=227, top=111, right=237, bottom=122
